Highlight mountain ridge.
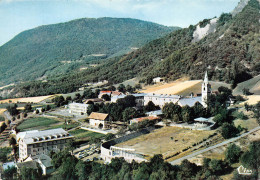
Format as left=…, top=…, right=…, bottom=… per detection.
left=0, top=17, right=179, bottom=86
left=2, top=0, right=260, bottom=97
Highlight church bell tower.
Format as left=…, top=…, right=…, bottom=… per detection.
left=202, top=71, right=211, bottom=107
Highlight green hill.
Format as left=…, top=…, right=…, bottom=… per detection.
left=4, top=0, right=260, bottom=97
left=0, top=17, right=178, bottom=85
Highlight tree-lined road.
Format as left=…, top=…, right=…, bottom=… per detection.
left=170, top=126, right=260, bottom=165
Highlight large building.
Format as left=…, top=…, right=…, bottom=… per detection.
left=16, top=128, right=73, bottom=161
left=68, top=102, right=89, bottom=114
left=144, top=94, right=181, bottom=108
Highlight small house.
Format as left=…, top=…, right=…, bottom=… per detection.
left=88, top=112, right=109, bottom=129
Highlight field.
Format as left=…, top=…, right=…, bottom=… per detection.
left=69, top=128, right=104, bottom=139
left=141, top=78, right=230, bottom=96
left=116, top=126, right=214, bottom=159
left=239, top=95, right=260, bottom=105
left=0, top=95, right=55, bottom=104
left=17, top=117, right=60, bottom=131
left=233, top=75, right=260, bottom=95
left=0, top=108, right=6, bottom=115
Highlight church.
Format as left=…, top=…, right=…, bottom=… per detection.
left=177, top=71, right=211, bottom=108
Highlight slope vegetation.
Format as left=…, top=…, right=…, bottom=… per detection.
left=0, top=17, right=178, bottom=85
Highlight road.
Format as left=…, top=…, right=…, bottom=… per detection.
left=3, top=110, right=12, bottom=120
left=170, top=126, right=260, bottom=165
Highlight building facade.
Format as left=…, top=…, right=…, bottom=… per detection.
left=16, top=128, right=73, bottom=161
left=68, top=102, right=89, bottom=114
left=144, top=94, right=181, bottom=108
left=88, top=112, right=109, bottom=129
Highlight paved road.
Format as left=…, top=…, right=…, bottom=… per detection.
left=170, top=126, right=260, bottom=165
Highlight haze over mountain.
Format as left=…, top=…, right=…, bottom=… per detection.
left=0, top=17, right=178, bottom=86
left=3, top=0, right=260, bottom=97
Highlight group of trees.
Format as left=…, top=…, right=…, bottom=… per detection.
left=45, top=150, right=237, bottom=180
left=87, top=95, right=139, bottom=123
left=162, top=102, right=206, bottom=124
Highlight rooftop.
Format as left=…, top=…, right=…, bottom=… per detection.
left=16, top=128, right=73, bottom=144
left=88, top=112, right=108, bottom=120
left=178, top=97, right=202, bottom=107
left=16, top=161, right=39, bottom=170
left=38, top=154, right=53, bottom=168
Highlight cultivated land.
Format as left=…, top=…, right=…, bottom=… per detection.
left=16, top=117, right=60, bottom=131
left=240, top=95, right=260, bottom=105
left=0, top=95, right=54, bottom=104
left=116, top=126, right=214, bottom=159
left=141, top=78, right=230, bottom=96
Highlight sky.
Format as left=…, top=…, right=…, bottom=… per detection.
left=0, top=0, right=240, bottom=46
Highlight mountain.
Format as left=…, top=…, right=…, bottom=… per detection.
left=0, top=17, right=179, bottom=86
left=4, top=0, right=260, bottom=97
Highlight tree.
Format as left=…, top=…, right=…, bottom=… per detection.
left=126, top=85, right=135, bottom=93
left=240, top=141, right=260, bottom=177
left=105, top=133, right=115, bottom=141
left=35, top=109, right=39, bottom=114
left=181, top=106, right=195, bottom=123
left=117, top=95, right=136, bottom=109
left=225, top=143, right=241, bottom=164
left=20, top=166, right=42, bottom=180
left=83, top=88, right=95, bottom=99
left=144, top=101, right=159, bottom=112
left=101, top=94, right=111, bottom=101
left=253, top=102, right=260, bottom=124
left=2, top=166, right=16, bottom=180
left=117, top=84, right=126, bottom=93
left=108, top=85, right=116, bottom=91
left=24, top=104, right=32, bottom=112
left=221, top=123, right=240, bottom=139
left=122, top=107, right=138, bottom=123
left=46, top=105, right=51, bottom=111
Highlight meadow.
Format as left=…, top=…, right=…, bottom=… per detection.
left=17, top=117, right=59, bottom=131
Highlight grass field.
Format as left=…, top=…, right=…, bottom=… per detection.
left=69, top=128, right=104, bottom=139
left=0, top=95, right=54, bottom=104
left=17, top=117, right=59, bottom=131
left=116, top=126, right=214, bottom=159
left=0, top=108, right=6, bottom=115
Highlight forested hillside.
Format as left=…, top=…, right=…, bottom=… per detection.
left=4, top=0, right=260, bottom=97
left=0, top=17, right=178, bottom=85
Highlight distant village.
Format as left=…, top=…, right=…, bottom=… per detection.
left=0, top=71, right=258, bottom=179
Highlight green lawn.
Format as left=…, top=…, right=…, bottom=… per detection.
left=45, top=122, right=80, bottom=130
left=69, top=129, right=104, bottom=139
left=17, top=117, right=59, bottom=131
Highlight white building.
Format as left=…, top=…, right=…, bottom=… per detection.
left=68, top=102, right=89, bottom=114
left=153, top=77, right=164, bottom=83
left=16, top=128, right=73, bottom=161
left=144, top=94, right=181, bottom=108
left=201, top=71, right=211, bottom=107
left=88, top=112, right=109, bottom=129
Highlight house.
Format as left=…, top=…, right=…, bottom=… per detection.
left=68, top=102, right=89, bottom=114
left=153, top=77, right=164, bottom=83
left=88, top=112, right=109, bottom=129
left=16, top=161, right=40, bottom=174
left=2, top=162, right=16, bottom=171
left=36, top=154, right=54, bottom=175
left=129, top=116, right=160, bottom=125
left=16, top=128, right=73, bottom=161
left=111, top=93, right=146, bottom=107
left=98, top=91, right=122, bottom=99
